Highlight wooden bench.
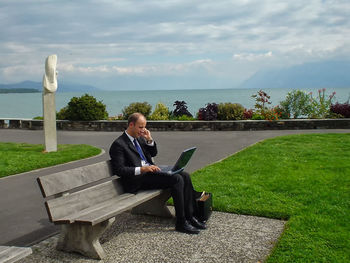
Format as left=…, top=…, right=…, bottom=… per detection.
left=37, top=160, right=172, bottom=259
left=0, top=246, right=32, bottom=263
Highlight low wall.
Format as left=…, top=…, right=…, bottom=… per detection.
left=1, top=118, right=350, bottom=131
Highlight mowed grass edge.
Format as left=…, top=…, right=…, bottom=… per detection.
left=0, top=142, right=102, bottom=178
left=191, top=133, right=350, bottom=262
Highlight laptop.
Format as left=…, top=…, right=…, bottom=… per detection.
left=158, top=147, right=197, bottom=175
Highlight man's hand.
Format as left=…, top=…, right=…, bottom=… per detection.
left=141, top=165, right=161, bottom=173
left=141, top=128, right=153, bottom=142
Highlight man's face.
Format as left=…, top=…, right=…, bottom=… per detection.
left=129, top=116, right=147, bottom=138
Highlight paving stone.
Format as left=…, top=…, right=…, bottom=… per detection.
left=18, top=210, right=285, bottom=263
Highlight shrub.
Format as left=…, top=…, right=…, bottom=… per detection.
left=251, top=113, right=265, bottom=120
left=243, top=109, right=253, bottom=120
left=251, top=90, right=272, bottom=115
left=330, top=102, right=350, bottom=118
left=171, top=101, right=193, bottom=118
left=149, top=102, right=170, bottom=120
left=279, top=90, right=312, bottom=118
left=122, top=102, right=152, bottom=119
left=57, top=94, right=108, bottom=121
left=198, top=103, right=218, bottom=120
left=57, top=106, right=68, bottom=120
left=274, top=105, right=289, bottom=119
left=108, top=114, right=123, bottom=120
left=172, top=115, right=196, bottom=121
left=263, top=107, right=282, bottom=121
left=217, top=103, right=244, bottom=120
left=308, top=89, right=336, bottom=118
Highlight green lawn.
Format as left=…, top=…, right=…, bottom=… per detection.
left=0, top=142, right=101, bottom=178
left=192, top=133, right=350, bottom=262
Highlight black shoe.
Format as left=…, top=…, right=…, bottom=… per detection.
left=175, top=220, right=200, bottom=234
left=189, top=217, right=207, bottom=230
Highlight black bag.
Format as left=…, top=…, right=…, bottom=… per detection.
left=194, top=191, right=213, bottom=222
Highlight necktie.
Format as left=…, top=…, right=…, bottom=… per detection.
left=133, top=139, right=148, bottom=163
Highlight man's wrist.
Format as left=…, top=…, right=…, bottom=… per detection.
left=135, top=167, right=141, bottom=175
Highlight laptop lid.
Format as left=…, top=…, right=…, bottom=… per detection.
left=171, top=146, right=197, bottom=173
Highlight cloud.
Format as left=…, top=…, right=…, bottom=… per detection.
left=233, top=52, right=273, bottom=61
left=59, top=59, right=215, bottom=76
left=0, top=0, right=349, bottom=87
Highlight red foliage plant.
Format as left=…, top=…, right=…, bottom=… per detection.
left=331, top=102, right=350, bottom=118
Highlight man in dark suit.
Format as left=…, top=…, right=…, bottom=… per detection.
left=109, top=112, right=206, bottom=234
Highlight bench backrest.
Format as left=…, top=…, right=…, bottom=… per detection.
left=45, top=179, right=126, bottom=223
left=37, top=160, right=126, bottom=223
left=37, top=160, right=114, bottom=198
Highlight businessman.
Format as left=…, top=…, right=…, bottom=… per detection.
left=109, top=112, right=206, bottom=234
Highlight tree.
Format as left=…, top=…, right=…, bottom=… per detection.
left=57, top=94, right=108, bottom=121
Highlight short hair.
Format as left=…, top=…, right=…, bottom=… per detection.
left=128, top=112, right=145, bottom=126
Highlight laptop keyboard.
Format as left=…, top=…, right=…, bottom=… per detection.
left=159, top=165, right=173, bottom=173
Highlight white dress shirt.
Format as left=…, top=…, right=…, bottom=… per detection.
left=125, top=131, right=154, bottom=175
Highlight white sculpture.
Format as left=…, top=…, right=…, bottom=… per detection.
left=43, top=55, right=58, bottom=93
left=42, top=54, right=58, bottom=152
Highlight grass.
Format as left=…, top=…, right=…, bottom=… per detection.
left=0, top=142, right=101, bottom=178
left=192, top=133, right=350, bottom=262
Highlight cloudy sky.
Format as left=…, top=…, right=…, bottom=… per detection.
left=1, top=0, right=349, bottom=90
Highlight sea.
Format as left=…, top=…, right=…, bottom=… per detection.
left=0, top=87, right=349, bottom=119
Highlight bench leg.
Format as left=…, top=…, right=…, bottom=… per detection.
left=56, top=217, right=115, bottom=260
left=131, top=190, right=173, bottom=218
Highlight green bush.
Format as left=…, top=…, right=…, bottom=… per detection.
left=279, top=90, right=311, bottom=118
left=171, top=115, right=196, bottom=121
left=274, top=105, right=289, bottom=119
left=149, top=102, right=170, bottom=120
left=217, top=103, right=245, bottom=120
left=251, top=113, right=265, bottom=120
left=308, top=88, right=336, bottom=118
left=57, top=94, right=108, bottom=121
left=122, top=102, right=152, bottom=119
left=57, top=106, right=68, bottom=120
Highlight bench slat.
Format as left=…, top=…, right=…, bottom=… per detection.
left=37, top=161, right=113, bottom=198
left=0, top=246, right=32, bottom=263
left=53, top=193, right=135, bottom=224
left=75, top=189, right=164, bottom=225
left=45, top=178, right=124, bottom=222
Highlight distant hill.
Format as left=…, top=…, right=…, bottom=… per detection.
left=0, top=80, right=99, bottom=93
left=240, top=60, right=350, bottom=89
left=0, top=88, right=40, bottom=93
left=0, top=81, right=41, bottom=92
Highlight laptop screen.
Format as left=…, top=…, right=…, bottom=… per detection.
left=172, top=147, right=196, bottom=171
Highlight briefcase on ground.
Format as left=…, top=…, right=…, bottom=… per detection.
left=194, top=191, right=212, bottom=222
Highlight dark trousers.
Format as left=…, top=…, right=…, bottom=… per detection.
left=139, top=171, right=195, bottom=223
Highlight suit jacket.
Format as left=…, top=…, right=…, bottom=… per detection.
left=109, top=132, right=157, bottom=193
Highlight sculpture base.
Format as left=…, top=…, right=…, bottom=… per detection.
left=43, top=92, right=57, bottom=152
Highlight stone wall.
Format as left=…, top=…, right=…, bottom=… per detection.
left=1, top=118, right=350, bottom=131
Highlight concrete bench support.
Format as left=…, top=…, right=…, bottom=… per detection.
left=131, top=190, right=172, bottom=218
left=56, top=218, right=115, bottom=259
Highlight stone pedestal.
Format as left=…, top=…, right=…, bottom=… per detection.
left=43, top=92, right=57, bottom=152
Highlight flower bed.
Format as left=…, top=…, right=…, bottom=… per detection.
left=1, top=118, right=350, bottom=131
